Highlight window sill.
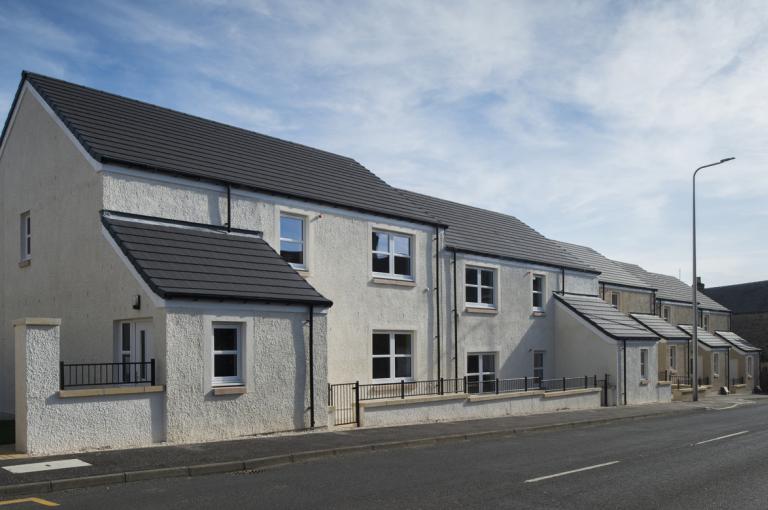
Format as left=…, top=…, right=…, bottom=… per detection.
left=59, top=385, right=165, bottom=398
left=530, top=311, right=546, bottom=318
left=639, top=380, right=649, bottom=386
left=295, top=269, right=311, bottom=278
left=464, top=306, right=498, bottom=315
left=18, top=259, right=30, bottom=268
left=212, top=385, right=247, bottom=396
left=371, top=277, right=416, bottom=287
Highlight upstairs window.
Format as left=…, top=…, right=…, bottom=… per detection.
left=609, top=291, right=620, bottom=309
left=640, top=348, right=649, bottom=380
left=20, top=211, right=31, bottom=261
left=532, top=274, right=545, bottom=311
left=702, top=313, right=710, bottom=331
left=465, top=267, right=495, bottom=308
left=280, top=214, right=306, bottom=270
left=662, top=306, right=671, bottom=321
left=372, top=230, right=412, bottom=280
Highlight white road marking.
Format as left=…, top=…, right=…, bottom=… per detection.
left=524, top=461, right=620, bottom=483
left=2, top=459, right=91, bottom=474
left=695, top=430, right=749, bottom=446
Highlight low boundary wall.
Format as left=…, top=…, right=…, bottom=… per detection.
left=14, top=318, right=164, bottom=455
left=359, top=388, right=602, bottom=428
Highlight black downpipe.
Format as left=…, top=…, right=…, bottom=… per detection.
left=561, top=267, right=565, bottom=294
left=623, top=340, right=627, bottom=405
left=727, top=349, right=730, bottom=390
left=435, top=227, right=441, bottom=381
left=308, top=305, right=315, bottom=429
left=226, top=184, right=232, bottom=232
left=453, top=249, right=458, bottom=378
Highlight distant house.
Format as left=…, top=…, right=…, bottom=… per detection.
left=704, top=280, right=768, bottom=355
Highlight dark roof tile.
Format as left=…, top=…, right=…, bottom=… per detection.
left=555, top=293, right=658, bottom=341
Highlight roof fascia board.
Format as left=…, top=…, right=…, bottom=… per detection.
left=102, top=209, right=263, bottom=238
left=0, top=77, right=26, bottom=161
left=22, top=82, right=102, bottom=171
left=101, top=224, right=166, bottom=308
left=657, top=298, right=729, bottom=313
left=164, top=299, right=330, bottom=314
left=102, top=163, right=437, bottom=233
left=450, top=247, right=599, bottom=276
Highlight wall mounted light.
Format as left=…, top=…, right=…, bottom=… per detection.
left=132, top=294, right=141, bottom=310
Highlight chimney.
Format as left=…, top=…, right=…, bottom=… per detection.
left=696, top=277, right=705, bottom=292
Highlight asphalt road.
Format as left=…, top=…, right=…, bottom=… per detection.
left=8, top=400, right=768, bottom=509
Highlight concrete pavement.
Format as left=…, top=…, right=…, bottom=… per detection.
left=31, top=396, right=768, bottom=509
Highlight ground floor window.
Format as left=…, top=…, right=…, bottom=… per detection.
left=669, top=345, right=677, bottom=372
left=372, top=332, right=412, bottom=381
left=213, top=323, right=243, bottom=386
left=640, top=348, right=649, bottom=380
left=116, top=320, right=152, bottom=383
left=467, top=353, right=496, bottom=393
left=533, top=350, right=545, bottom=382
left=747, top=356, right=754, bottom=378
left=712, top=353, right=720, bottom=377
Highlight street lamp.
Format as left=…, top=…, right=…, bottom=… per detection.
left=692, top=157, right=735, bottom=401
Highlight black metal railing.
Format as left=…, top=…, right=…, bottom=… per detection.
left=732, top=376, right=745, bottom=386
left=60, top=360, right=155, bottom=389
left=670, top=375, right=691, bottom=388
left=329, top=374, right=610, bottom=427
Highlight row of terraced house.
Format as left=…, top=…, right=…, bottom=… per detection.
left=0, top=72, right=760, bottom=455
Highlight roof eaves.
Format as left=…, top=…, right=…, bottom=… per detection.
left=448, top=246, right=600, bottom=275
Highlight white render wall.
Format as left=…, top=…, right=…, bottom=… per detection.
left=14, top=319, right=163, bottom=455
left=440, top=252, right=599, bottom=381
left=103, top=169, right=437, bottom=386
left=0, top=89, right=161, bottom=417
left=164, top=305, right=328, bottom=443
left=359, top=389, right=602, bottom=428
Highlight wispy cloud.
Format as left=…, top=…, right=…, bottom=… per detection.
left=1, top=0, right=767, bottom=286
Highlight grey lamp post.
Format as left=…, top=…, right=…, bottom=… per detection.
left=692, top=157, right=734, bottom=401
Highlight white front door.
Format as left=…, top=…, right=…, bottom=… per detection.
left=118, top=321, right=152, bottom=383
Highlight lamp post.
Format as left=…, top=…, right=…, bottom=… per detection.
left=692, top=157, right=734, bottom=401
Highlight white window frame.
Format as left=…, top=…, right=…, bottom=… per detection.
left=465, top=266, right=496, bottom=308
left=279, top=213, right=307, bottom=270
left=20, top=211, right=31, bottom=261
left=712, top=352, right=720, bottom=377
left=532, top=274, right=546, bottom=312
left=662, top=306, right=671, bottom=321
left=609, top=291, right=620, bottom=309
left=371, top=331, right=413, bottom=382
left=669, top=345, right=677, bottom=372
left=466, top=352, right=497, bottom=394
left=640, top=348, right=649, bottom=380
left=371, top=230, right=414, bottom=281
left=212, top=323, right=243, bottom=386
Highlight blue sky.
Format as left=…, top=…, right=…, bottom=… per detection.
left=2, top=0, right=767, bottom=287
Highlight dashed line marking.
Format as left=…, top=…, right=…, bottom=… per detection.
left=695, top=430, right=749, bottom=446
left=524, top=461, right=620, bottom=483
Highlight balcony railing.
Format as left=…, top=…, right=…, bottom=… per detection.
left=59, top=360, right=155, bottom=389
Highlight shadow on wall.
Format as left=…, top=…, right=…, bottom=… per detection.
left=292, top=316, right=308, bottom=430
left=0, top=420, right=13, bottom=445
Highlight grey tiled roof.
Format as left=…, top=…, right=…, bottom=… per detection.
left=555, top=241, right=652, bottom=289
left=630, top=313, right=690, bottom=341
left=613, top=261, right=729, bottom=312
left=677, top=325, right=730, bottom=349
left=714, top=331, right=761, bottom=353
left=398, top=190, right=596, bottom=272
left=704, top=281, right=768, bottom=314
left=555, top=293, right=658, bottom=341
left=21, top=72, right=437, bottom=226
left=102, top=212, right=331, bottom=306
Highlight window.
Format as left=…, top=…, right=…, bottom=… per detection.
left=640, top=348, right=648, bottom=380
left=467, top=353, right=496, bottom=393
left=465, top=267, right=495, bottom=308
left=609, top=291, right=620, bottom=309
left=280, top=214, right=306, bottom=269
left=712, top=352, right=720, bottom=377
left=20, top=211, right=31, bottom=261
left=532, top=274, right=545, bottom=311
left=372, top=332, right=412, bottom=381
left=533, top=351, right=545, bottom=382
left=662, top=306, right=671, bottom=321
left=702, top=313, right=710, bottom=331
left=747, top=356, right=754, bottom=378
left=669, top=345, right=677, bottom=372
left=213, top=323, right=242, bottom=386
left=372, top=230, right=412, bottom=280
